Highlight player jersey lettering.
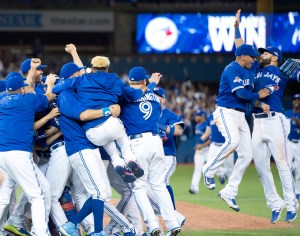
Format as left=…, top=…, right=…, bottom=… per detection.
left=139, top=101, right=152, bottom=120
left=134, top=93, right=159, bottom=102
left=255, top=71, right=281, bottom=84
left=242, top=79, right=250, bottom=86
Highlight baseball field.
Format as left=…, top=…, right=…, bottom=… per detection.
left=155, top=163, right=300, bottom=236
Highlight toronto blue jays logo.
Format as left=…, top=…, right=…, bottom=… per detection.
left=233, top=77, right=242, bottom=83
left=265, top=84, right=279, bottom=94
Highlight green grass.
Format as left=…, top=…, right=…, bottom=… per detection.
left=168, top=164, right=300, bottom=235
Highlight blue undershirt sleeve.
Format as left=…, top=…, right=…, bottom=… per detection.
left=235, top=88, right=259, bottom=101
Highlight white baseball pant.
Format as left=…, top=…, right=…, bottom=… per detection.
left=69, top=160, right=135, bottom=235
left=252, top=113, right=298, bottom=212
left=5, top=156, right=51, bottom=231
left=164, top=155, right=177, bottom=186
left=86, top=117, right=136, bottom=168
left=46, top=143, right=72, bottom=228
left=208, top=143, right=234, bottom=179
left=0, top=187, right=16, bottom=231
left=104, top=161, right=143, bottom=235
left=69, top=148, right=111, bottom=201
left=190, top=147, right=209, bottom=193
left=130, top=132, right=180, bottom=233
left=0, top=151, right=50, bottom=236
left=203, top=107, right=253, bottom=198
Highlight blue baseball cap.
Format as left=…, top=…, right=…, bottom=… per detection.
left=0, top=80, right=6, bottom=92
left=6, top=71, right=25, bottom=80
left=20, top=59, right=47, bottom=74
left=258, top=46, right=282, bottom=63
left=129, top=67, right=151, bottom=81
left=6, top=73, right=28, bottom=91
left=235, top=44, right=260, bottom=57
left=153, top=87, right=167, bottom=98
left=60, top=62, right=86, bottom=79
left=194, top=109, right=207, bottom=118
left=292, top=94, right=300, bottom=100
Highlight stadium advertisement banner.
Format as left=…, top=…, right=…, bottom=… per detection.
left=0, top=11, right=114, bottom=32
left=137, top=12, right=300, bottom=53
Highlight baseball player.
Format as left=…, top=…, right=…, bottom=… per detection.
left=153, top=87, right=186, bottom=226
left=284, top=94, right=300, bottom=200
left=54, top=61, right=136, bottom=236
left=189, top=110, right=210, bottom=194
left=0, top=59, right=56, bottom=236
left=223, top=9, right=299, bottom=223
left=120, top=67, right=181, bottom=236
left=20, top=58, right=47, bottom=94
left=52, top=55, right=164, bottom=181
left=3, top=107, right=60, bottom=236
left=202, top=9, right=270, bottom=212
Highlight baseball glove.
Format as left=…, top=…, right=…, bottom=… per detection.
left=280, top=58, right=300, bottom=78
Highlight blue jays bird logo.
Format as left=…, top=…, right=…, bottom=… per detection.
left=265, top=84, right=279, bottom=94
left=233, top=77, right=242, bottom=83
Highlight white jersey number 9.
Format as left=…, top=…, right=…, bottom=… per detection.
left=139, top=101, right=152, bottom=120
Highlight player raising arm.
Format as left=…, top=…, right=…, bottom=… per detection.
left=224, top=9, right=299, bottom=223
left=202, top=9, right=270, bottom=214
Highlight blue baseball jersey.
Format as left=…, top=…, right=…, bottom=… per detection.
left=195, top=121, right=209, bottom=145
left=120, top=91, right=161, bottom=136
left=284, top=109, right=300, bottom=140
left=52, top=72, right=144, bottom=131
left=208, top=114, right=225, bottom=144
left=216, top=61, right=255, bottom=111
left=252, top=62, right=287, bottom=113
left=57, top=89, right=96, bottom=156
left=0, top=92, right=48, bottom=152
left=35, top=83, right=46, bottom=95
left=159, top=108, right=185, bottom=156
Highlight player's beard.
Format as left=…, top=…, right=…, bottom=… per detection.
left=259, top=58, right=272, bottom=67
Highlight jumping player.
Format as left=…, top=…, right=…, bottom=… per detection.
left=120, top=67, right=181, bottom=236
left=222, top=9, right=299, bottom=223
left=202, top=9, right=270, bottom=212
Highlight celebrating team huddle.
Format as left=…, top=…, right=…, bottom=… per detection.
left=0, top=8, right=300, bottom=236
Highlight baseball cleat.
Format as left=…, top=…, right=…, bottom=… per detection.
left=270, top=208, right=283, bottom=224
left=4, top=225, right=31, bottom=236
left=150, top=228, right=161, bottom=236
left=115, top=166, right=136, bottom=183
left=188, top=189, right=198, bottom=194
left=218, top=192, right=240, bottom=211
left=166, top=227, right=181, bottom=236
left=127, top=161, right=144, bottom=178
left=285, top=211, right=297, bottom=223
left=59, top=222, right=79, bottom=236
left=203, top=175, right=215, bottom=190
